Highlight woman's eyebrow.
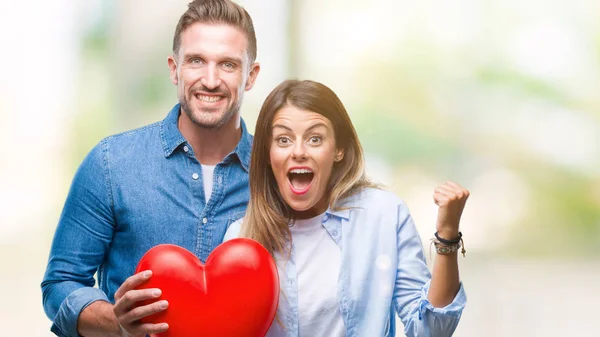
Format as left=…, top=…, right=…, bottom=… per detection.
left=272, top=124, right=293, bottom=131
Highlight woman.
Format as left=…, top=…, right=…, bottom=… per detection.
left=224, top=80, right=468, bottom=337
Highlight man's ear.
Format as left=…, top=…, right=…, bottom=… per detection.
left=168, top=55, right=178, bottom=85
left=244, top=62, right=261, bottom=91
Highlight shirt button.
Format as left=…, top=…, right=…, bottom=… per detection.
left=183, top=145, right=189, bottom=152
left=217, top=176, right=222, bottom=184
left=332, top=230, right=338, bottom=236
left=192, top=173, right=199, bottom=180
left=202, top=217, right=208, bottom=224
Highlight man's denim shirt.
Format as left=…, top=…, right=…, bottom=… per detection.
left=41, top=104, right=252, bottom=337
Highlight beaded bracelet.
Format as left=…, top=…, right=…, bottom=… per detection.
left=434, top=241, right=466, bottom=256
left=430, top=234, right=467, bottom=258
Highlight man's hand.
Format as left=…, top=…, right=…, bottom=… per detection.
left=113, top=270, right=169, bottom=337
left=77, top=301, right=122, bottom=337
left=433, top=181, right=470, bottom=239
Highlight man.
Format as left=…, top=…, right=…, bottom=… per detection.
left=41, top=1, right=260, bottom=336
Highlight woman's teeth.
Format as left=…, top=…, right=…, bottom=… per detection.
left=289, top=168, right=313, bottom=174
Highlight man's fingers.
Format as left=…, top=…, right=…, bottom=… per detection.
left=114, top=288, right=162, bottom=315
left=137, top=322, right=169, bottom=335
left=115, top=270, right=152, bottom=300
left=122, top=321, right=169, bottom=337
left=114, top=288, right=168, bottom=337
left=121, top=300, right=169, bottom=323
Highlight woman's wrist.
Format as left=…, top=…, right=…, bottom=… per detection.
left=435, top=228, right=460, bottom=241
left=431, top=230, right=466, bottom=257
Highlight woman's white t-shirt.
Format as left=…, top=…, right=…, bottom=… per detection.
left=289, top=213, right=345, bottom=337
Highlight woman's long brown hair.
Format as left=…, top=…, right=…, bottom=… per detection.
left=242, top=80, right=376, bottom=258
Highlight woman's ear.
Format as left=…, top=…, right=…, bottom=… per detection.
left=334, top=149, right=345, bottom=162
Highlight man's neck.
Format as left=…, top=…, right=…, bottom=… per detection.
left=178, top=110, right=242, bottom=165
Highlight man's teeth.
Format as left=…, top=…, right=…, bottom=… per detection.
left=289, top=169, right=313, bottom=174
left=197, top=95, right=222, bottom=102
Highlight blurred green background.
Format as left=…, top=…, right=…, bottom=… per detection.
left=0, top=0, right=598, bottom=336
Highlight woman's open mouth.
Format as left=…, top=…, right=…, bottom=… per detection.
left=287, top=167, right=314, bottom=195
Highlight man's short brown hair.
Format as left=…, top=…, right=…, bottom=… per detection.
left=173, top=0, right=257, bottom=62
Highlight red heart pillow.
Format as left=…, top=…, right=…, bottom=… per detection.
left=135, top=239, right=279, bottom=337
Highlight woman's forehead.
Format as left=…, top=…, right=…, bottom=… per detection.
left=272, top=105, right=332, bottom=127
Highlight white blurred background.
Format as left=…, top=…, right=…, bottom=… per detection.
left=1, top=0, right=599, bottom=336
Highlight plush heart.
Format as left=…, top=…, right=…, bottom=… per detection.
left=134, top=239, right=279, bottom=337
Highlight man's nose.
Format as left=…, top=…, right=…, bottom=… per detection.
left=199, top=64, right=222, bottom=90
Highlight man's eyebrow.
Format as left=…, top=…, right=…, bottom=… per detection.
left=221, top=55, right=244, bottom=64
left=182, top=52, right=203, bottom=59
left=182, top=52, right=243, bottom=64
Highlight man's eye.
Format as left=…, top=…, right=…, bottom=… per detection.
left=223, top=62, right=235, bottom=69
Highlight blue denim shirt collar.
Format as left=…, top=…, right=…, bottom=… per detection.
left=160, top=104, right=187, bottom=158
left=160, top=103, right=253, bottom=172
left=232, top=119, right=253, bottom=172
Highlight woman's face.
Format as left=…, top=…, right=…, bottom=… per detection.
left=269, top=105, right=344, bottom=219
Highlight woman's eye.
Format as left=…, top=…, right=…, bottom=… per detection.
left=277, top=137, right=291, bottom=145
left=309, top=136, right=322, bottom=144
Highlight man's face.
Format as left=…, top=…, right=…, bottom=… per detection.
left=168, top=23, right=260, bottom=129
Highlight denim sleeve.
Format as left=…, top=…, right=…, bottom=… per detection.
left=393, top=202, right=466, bottom=337
left=41, top=139, right=116, bottom=336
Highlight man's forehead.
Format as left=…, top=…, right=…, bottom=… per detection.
left=179, top=22, right=248, bottom=55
